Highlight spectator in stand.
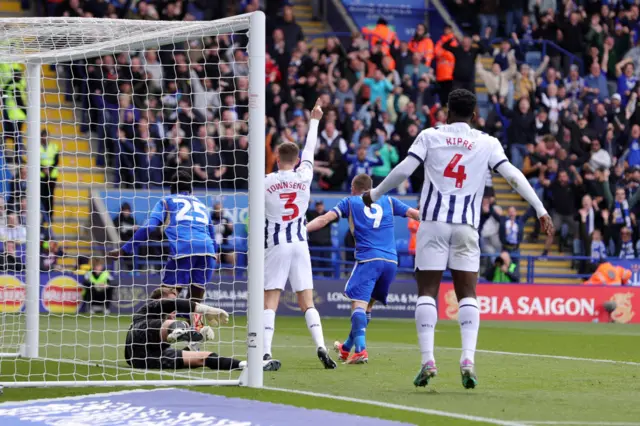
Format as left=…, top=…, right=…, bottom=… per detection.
left=403, top=53, right=431, bottom=88
left=371, top=130, right=399, bottom=186
left=515, top=55, right=550, bottom=102
left=361, top=18, right=398, bottom=58
left=484, top=251, right=520, bottom=283
left=577, top=194, right=605, bottom=273
left=588, top=139, right=612, bottom=171
left=318, top=120, right=348, bottom=155
left=506, top=97, right=536, bottom=168
left=408, top=24, right=434, bottom=67
left=443, top=32, right=486, bottom=93
left=0, top=241, right=24, bottom=273
left=364, top=69, right=394, bottom=112
left=113, top=202, right=138, bottom=242
left=479, top=197, right=502, bottom=270
left=618, top=226, right=636, bottom=259
left=0, top=213, right=26, bottom=244
left=306, top=201, right=333, bottom=277
left=541, top=168, right=583, bottom=255
left=615, top=58, right=637, bottom=106
left=39, top=129, right=59, bottom=219
left=584, top=62, right=610, bottom=104
left=211, top=201, right=234, bottom=266
left=82, top=258, right=114, bottom=315
left=564, top=64, right=585, bottom=103
left=346, top=145, right=383, bottom=183
left=40, top=240, right=64, bottom=272
left=476, top=51, right=517, bottom=99
left=434, top=25, right=456, bottom=102
left=316, top=148, right=348, bottom=192
left=478, top=0, right=499, bottom=37
left=500, top=206, right=524, bottom=254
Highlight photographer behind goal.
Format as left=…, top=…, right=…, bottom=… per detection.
left=125, top=286, right=280, bottom=371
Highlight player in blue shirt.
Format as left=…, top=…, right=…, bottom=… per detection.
left=109, top=170, right=216, bottom=309
left=306, top=174, right=419, bottom=364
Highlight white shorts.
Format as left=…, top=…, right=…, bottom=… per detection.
left=264, top=241, right=314, bottom=292
left=415, top=221, right=480, bottom=272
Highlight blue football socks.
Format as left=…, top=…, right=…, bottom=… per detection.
left=351, top=307, right=367, bottom=353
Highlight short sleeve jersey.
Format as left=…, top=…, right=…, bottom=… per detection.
left=408, top=123, right=508, bottom=229
left=148, top=194, right=216, bottom=258
left=333, top=195, right=410, bottom=263
left=264, top=162, right=313, bottom=248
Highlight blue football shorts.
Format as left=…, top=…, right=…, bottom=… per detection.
left=344, top=259, right=397, bottom=304
left=162, top=255, right=215, bottom=288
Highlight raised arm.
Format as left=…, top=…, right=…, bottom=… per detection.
left=306, top=210, right=339, bottom=233
left=301, top=101, right=323, bottom=167
left=111, top=200, right=166, bottom=257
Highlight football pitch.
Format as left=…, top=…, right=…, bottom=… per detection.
left=1, top=315, right=639, bottom=425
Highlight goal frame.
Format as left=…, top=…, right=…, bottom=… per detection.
left=0, top=11, right=265, bottom=389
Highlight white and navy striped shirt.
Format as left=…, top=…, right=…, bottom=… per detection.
left=409, top=123, right=508, bottom=229
left=264, top=165, right=312, bottom=249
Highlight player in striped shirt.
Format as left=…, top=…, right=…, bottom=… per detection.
left=306, top=174, right=420, bottom=364
left=364, top=89, right=554, bottom=389
left=263, top=101, right=336, bottom=370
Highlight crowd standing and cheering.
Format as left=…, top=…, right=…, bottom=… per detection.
left=3, top=0, right=640, bottom=281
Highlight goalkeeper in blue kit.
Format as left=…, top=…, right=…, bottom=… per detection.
left=109, top=170, right=216, bottom=315
left=306, top=174, right=420, bottom=363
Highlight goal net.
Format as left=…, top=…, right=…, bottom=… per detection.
left=0, top=13, right=265, bottom=388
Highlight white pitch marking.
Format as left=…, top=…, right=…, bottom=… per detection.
left=264, top=386, right=529, bottom=426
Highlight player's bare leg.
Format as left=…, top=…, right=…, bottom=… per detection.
left=181, top=349, right=280, bottom=371
left=298, top=289, right=337, bottom=369
left=185, top=284, right=207, bottom=341
left=413, top=270, right=441, bottom=387
left=451, top=269, right=479, bottom=389
left=263, top=289, right=280, bottom=366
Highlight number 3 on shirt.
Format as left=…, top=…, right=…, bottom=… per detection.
left=280, top=192, right=299, bottom=221
left=444, top=154, right=467, bottom=188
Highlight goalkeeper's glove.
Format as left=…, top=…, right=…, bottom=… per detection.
left=200, top=325, right=215, bottom=341
left=195, top=303, right=229, bottom=326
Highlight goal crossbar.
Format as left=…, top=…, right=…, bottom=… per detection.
left=0, top=14, right=255, bottom=64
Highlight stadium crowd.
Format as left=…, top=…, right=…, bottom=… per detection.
left=3, top=0, right=640, bottom=281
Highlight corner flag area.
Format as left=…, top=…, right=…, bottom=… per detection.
left=1, top=316, right=639, bottom=425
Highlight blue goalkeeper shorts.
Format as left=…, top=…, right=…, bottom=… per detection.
left=344, top=260, right=397, bottom=305
left=162, top=255, right=215, bottom=288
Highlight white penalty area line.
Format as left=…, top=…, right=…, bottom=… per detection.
left=270, top=344, right=640, bottom=367
left=264, top=386, right=528, bottom=426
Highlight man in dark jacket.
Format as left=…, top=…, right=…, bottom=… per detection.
left=443, top=34, right=485, bottom=93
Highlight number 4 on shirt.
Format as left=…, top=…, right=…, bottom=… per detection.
left=444, top=154, right=467, bottom=188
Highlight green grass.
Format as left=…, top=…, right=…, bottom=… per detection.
left=2, top=315, right=640, bottom=425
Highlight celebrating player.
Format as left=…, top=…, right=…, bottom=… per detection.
left=306, top=174, right=420, bottom=364
left=363, top=89, right=553, bottom=388
left=125, top=286, right=281, bottom=371
left=109, top=170, right=215, bottom=321
left=263, top=100, right=336, bottom=370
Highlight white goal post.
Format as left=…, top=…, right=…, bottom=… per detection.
left=0, top=12, right=265, bottom=388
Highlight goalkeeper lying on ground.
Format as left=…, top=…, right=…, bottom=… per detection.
left=125, top=286, right=281, bottom=371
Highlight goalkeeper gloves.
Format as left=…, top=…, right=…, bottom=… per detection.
left=200, top=325, right=215, bottom=341
left=195, top=303, right=229, bottom=326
